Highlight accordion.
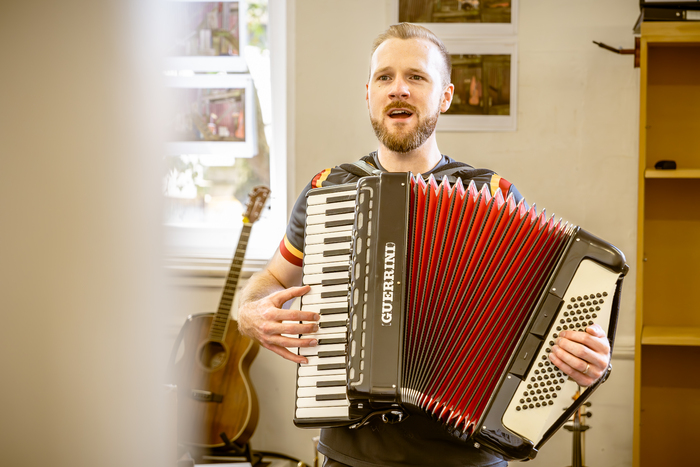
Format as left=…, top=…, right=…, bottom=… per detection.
left=293, top=172, right=627, bottom=461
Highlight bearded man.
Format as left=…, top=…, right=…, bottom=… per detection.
left=237, top=23, right=612, bottom=467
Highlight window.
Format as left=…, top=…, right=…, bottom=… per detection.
left=162, top=0, right=286, bottom=260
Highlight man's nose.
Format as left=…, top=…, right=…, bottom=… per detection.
left=388, top=76, right=410, bottom=99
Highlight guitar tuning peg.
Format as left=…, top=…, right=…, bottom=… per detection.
left=584, top=401, right=592, bottom=407
left=585, top=412, right=593, bottom=418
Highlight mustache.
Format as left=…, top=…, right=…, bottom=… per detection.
left=383, top=102, right=419, bottom=114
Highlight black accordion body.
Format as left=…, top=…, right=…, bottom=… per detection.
left=293, top=172, right=627, bottom=461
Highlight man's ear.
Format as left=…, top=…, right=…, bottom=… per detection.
left=366, top=83, right=370, bottom=108
left=440, top=83, right=455, bottom=113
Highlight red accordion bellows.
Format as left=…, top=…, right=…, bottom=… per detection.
left=401, top=175, right=570, bottom=436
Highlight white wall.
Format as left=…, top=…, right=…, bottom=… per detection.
left=168, top=1, right=641, bottom=466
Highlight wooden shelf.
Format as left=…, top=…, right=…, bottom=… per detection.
left=645, top=168, right=700, bottom=179
left=642, top=326, right=700, bottom=346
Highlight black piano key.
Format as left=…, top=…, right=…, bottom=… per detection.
left=318, top=363, right=346, bottom=371
left=318, top=337, right=346, bottom=345
left=316, top=380, right=346, bottom=388
left=322, top=278, right=349, bottom=286
left=322, top=265, right=349, bottom=273
left=323, top=248, right=352, bottom=257
left=316, top=393, right=347, bottom=401
left=319, top=320, right=347, bottom=329
left=326, top=194, right=356, bottom=203
left=320, top=290, right=348, bottom=299
left=325, top=219, right=354, bottom=228
left=319, top=307, right=348, bottom=315
left=324, top=236, right=352, bottom=244
left=318, top=350, right=346, bottom=358
left=326, top=206, right=355, bottom=216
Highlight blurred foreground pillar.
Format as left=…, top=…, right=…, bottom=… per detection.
left=0, top=1, right=169, bottom=466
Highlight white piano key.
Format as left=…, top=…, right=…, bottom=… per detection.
left=299, top=343, right=346, bottom=356
left=296, top=397, right=349, bottom=408
left=305, top=242, right=352, bottom=255
left=306, top=212, right=355, bottom=226
left=297, top=374, right=347, bottom=387
left=303, top=261, right=349, bottom=276
left=297, top=365, right=345, bottom=377
left=300, top=303, right=349, bottom=314
left=300, top=314, right=348, bottom=327
left=300, top=332, right=346, bottom=341
left=306, top=223, right=352, bottom=235
left=308, top=283, right=348, bottom=295
left=305, top=231, right=354, bottom=245
left=302, top=271, right=350, bottom=285
left=302, top=356, right=345, bottom=366
left=306, top=200, right=355, bottom=216
left=307, top=190, right=356, bottom=206
left=304, top=254, right=351, bottom=265
left=299, top=325, right=347, bottom=336
left=295, top=406, right=350, bottom=419
left=302, top=293, right=348, bottom=305
left=297, top=386, right=348, bottom=398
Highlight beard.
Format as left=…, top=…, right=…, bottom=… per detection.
left=371, top=103, right=440, bottom=153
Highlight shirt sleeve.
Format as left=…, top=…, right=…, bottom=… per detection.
left=278, top=180, right=314, bottom=267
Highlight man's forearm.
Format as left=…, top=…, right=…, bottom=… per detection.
left=239, top=268, right=286, bottom=306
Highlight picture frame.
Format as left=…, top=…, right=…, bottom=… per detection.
left=438, top=40, right=518, bottom=132
left=165, top=73, right=257, bottom=162
left=164, top=0, right=249, bottom=73
left=391, top=0, right=518, bottom=38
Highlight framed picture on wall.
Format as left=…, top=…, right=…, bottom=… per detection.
left=438, top=40, right=517, bottom=132
left=164, top=0, right=249, bottom=72
left=165, top=73, right=257, bottom=160
left=391, top=0, right=518, bottom=37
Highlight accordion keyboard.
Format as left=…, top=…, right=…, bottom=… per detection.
left=294, top=184, right=357, bottom=422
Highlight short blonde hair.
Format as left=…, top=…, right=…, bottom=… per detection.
left=371, top=23, right=452, bottom=87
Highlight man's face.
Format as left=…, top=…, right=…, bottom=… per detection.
left=366, top=38, right=453, bottom=153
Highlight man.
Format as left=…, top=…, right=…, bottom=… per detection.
left=238, top=23, right=611, bottom=467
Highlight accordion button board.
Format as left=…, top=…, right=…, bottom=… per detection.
left=500, top=258, right=620, bottom=444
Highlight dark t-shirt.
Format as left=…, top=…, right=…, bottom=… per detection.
left=280, top=153, right=523, bottom=467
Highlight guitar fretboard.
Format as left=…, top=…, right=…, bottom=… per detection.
left=209, top=223, right=252, bottom=341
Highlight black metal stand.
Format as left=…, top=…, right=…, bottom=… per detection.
left=178, top=435, right=306, bottom=466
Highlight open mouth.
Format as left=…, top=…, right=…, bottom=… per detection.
left=387, top=108, right=414, bottom=119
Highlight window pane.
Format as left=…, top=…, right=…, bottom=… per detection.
left=167, top=2, right=241, bottom=57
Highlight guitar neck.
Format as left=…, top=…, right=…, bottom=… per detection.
left=209, top=223, right=252, bottom=341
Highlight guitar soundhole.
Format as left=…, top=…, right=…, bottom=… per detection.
left=198, top=341, right=228, bottom=371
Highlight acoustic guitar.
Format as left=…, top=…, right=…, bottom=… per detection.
left=174, top=186, right=270, bottom=448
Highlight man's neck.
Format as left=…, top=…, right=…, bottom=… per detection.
left=376, top=137, right=443, bottom=174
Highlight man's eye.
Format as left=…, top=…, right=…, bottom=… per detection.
left=411, top=75, right=423, bottom=80
left=378, top=76, right=390, bottom=81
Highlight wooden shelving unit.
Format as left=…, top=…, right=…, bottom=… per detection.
left=634, top=22, right=700, bottom=467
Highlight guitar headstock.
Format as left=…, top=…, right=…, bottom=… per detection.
left=243, top=186, right=271, bottom=224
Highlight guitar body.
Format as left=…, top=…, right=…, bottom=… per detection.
left=174, top=313, right=259, bottom=447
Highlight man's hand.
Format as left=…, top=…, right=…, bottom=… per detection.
left=548, top=324, right=610, bottom=387
left=238, top=285, right=320, bottom=364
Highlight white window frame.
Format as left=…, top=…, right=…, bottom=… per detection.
left=163, top=0, right=288, bottom=262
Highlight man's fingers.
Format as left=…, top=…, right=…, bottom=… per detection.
left=270, top=285, right=311, bottom=307
left=260, top=320, right=319, bottom=337
left=548, top=351, right=596, bottom=387
left=557, top=327, right=610, bottom=357
left=264, top=342, right=310, bottom=364
left=263, top=308, right=320, bottom=323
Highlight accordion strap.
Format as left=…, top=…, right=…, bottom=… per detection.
left=340, top=158, right=496, bottom=182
